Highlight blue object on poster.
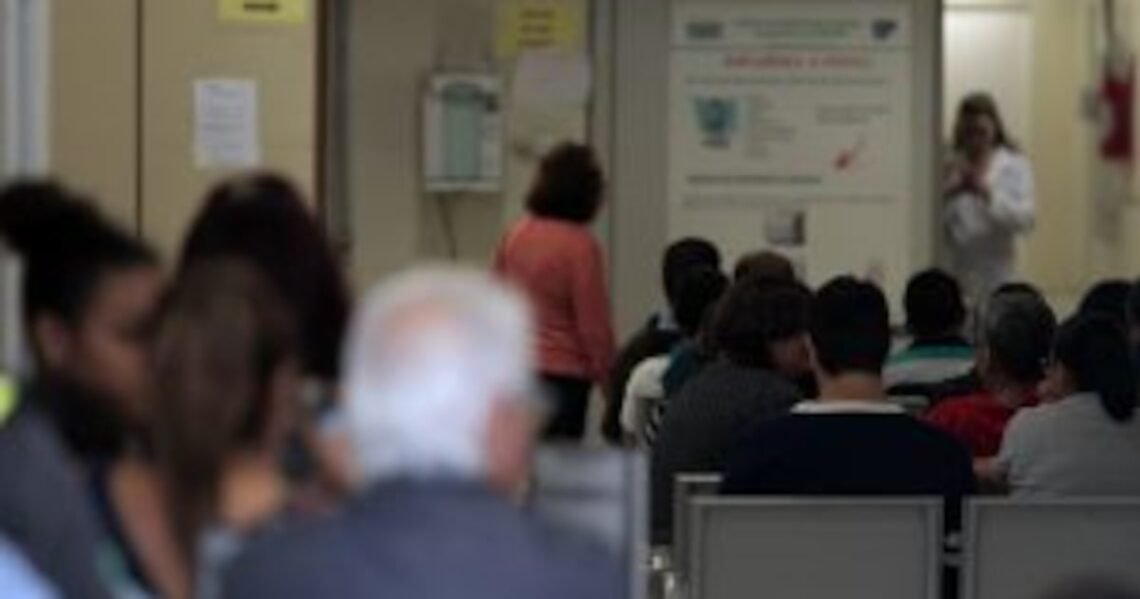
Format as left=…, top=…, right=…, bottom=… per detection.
left=694, top=97, right=737, bottom=148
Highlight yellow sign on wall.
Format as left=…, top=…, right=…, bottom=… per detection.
left=497, top=1, right=585, bottom=58
left=218, top=0, right=308, bottom=24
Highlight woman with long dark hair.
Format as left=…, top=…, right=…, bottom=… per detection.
left=493, top=143, right=615, bottom=441
left=151, top=260, right=299, bottom=599
left=986, top=314, right=1140, bottom=496
left=945, top=92, right=1036, bottom=301
left=180, top=173, right=354, bottom=497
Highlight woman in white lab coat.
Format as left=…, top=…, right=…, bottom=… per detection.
left=944, top=93, right=1035, bottom=301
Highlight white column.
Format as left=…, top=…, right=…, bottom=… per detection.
left=2, top=0, right=50, bottom=179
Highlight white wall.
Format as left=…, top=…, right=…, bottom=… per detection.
left=943, top=6, right=1033, bottom=145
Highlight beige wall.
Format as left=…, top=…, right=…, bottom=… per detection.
left=141, top=0, right=317, bottom=259
left=50, top=0, right=318, bottom=259
left=343, top=0, right=588, bottom=290
left=51, top=0, right=138, bottom=230
left=1018, top=0, right=1093, bottom=294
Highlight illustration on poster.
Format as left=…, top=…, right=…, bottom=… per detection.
left=695, top=98, right=739, bottom=149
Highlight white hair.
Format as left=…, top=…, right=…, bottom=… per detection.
left=343, top=266, right=535, bottom=483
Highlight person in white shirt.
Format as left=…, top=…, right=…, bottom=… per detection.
left=944, top=93, right=1035, bottom=301
left=619, top=266, right=728, bottom=445
left=983, top=314, right=1140, bottom=497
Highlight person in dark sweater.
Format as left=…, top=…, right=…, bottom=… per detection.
left=722, top=276, right=975, bottom=499
left=602, top=238, right=721, bottom=443
left=650, top=277, right=811, bottom=545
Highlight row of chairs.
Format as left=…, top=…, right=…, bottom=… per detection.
left=672, top=474, right=1140, bottom=599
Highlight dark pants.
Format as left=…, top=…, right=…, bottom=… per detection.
left=539, top=373, right=591, bottom=441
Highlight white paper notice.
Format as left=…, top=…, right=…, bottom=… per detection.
left=194, top=79, right=261, bottom=169
left=511, top=52, right=591, bottom=109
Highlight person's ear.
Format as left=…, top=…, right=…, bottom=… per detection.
left=32, top=315, right=72, bottom=371
left=484, top=399, right=534, bottom=498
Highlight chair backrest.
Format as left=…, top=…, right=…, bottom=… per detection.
left=964, top=499, right=1140, bottom=599
left=672, top=472, right=722, bottom=577
left=686, top=497, right=942, bottom=599
left=529, top=446, right=648, bottom=599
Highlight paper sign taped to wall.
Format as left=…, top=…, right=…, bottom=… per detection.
left=496, top=0, right=585, bottom=58
left=512, top=52, right=591, bottom=108
left=194, top=79, right=261, bottom=169
left=218, top=0, right=307, bottom=24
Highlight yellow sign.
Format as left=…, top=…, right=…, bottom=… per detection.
left=219, top=0, right=308, bottom=24
left=497, top=1, right=585, bottom=58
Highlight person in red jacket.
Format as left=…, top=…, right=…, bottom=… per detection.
left=494, top=143, right=615, bottom=441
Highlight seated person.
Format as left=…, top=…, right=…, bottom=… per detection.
left=721, top=277, right=974, bottom=500
left=981, top=315, right=1140, bottom=497
left=655, top=250, right=801, bottom=402
left=225, top=268, right=622, bottom=599
left=925, top=290, right=1056, bottom=457
left=925, top=281, right=1049, bottom=404
left=620, top=266, right=727, bottom=445
left=1077, top=279, right=1132, bottom=330
left=733, top=250, right=797, bottom=283
left=885, top=269, right=974, bottom=395
left=603, top=238, right=721, bottom=443
left=650, top=278, right=810, bottom=545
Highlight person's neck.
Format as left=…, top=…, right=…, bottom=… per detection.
left=817, top=372, right=886, bottom=402
left=217, top=452, right=286, bottom=533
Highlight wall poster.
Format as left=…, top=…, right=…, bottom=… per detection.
left=669, top=2, right=914, bottom=206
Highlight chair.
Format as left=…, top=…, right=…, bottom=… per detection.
left=963, top=499, right=1140, bottom=599
left=685, top=497, right=942, bottom=599
left=529, top=446, right=648, bottom=599
left=671, top=473, right=722, bottom=580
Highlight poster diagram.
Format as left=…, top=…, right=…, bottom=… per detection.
left=669, top=2, right=914, bottom=206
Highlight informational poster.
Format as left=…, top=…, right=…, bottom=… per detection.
left=496, top=0, right=585, bottom=58
left=218, top=0, right=308, bottom=24
left=194, top=79, right=261, bottom=169
left=669, top=2, right=914, bottom=206
left=423, top=74, right=504, bottom=193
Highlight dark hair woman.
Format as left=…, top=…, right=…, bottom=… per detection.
left=494, top=143, right=614, bottom=441
left=151, top=260, right=299, bottom=599
left=179, top=173, right=354, bottom=499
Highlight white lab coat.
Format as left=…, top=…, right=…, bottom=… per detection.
left=944, top=147, right=1036, bottom=301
